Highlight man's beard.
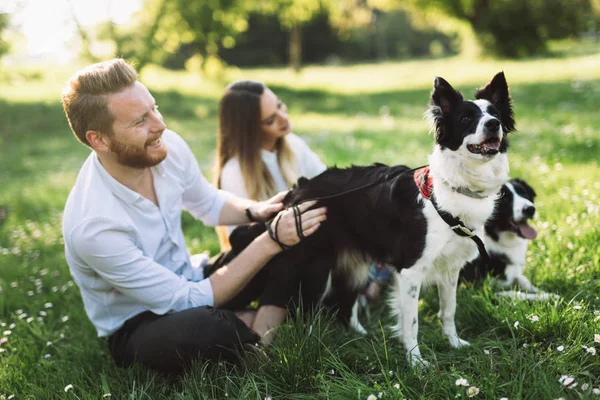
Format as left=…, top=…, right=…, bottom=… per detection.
left=108, top=135, right=168, bottom=169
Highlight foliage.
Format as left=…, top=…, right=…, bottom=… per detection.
left=172, top=0, right=250, bottom=73
left=0, top=12, right=10, bottom=59
left=408, top=0, right=596, bottom=57
left=69, top=0, right=182, bottom=74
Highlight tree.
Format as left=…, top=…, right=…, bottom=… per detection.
left=0, top=12, right=10, bottom=60
left=69, top=0, right=180, bottom=74
left=407, top=0, right=595, bottom=57
left=254, top=0, right=323, bottom=72
left=172, top=0, right=250, bottom=73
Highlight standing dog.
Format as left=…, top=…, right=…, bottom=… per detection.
left=234, top=72, right=514, bottom=367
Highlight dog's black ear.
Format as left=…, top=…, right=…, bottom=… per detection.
left=430, top=77, right=463, bottom=114
left=512, top=178, right=537, bottom=200
left=475, top=72, right=515, bottom=133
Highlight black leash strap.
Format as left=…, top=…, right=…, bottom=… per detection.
left=265, top=164, right=429, bottom=250
left=430, top=194, right=490, bottom=263
left=265, top=205, right=306, bottom=250
left=265, top=213, right=290, bottom=250
left=297, top=165, right=429, bottom=205
left=245, top=207, right=258, bottom=223
left=292, top=205, right=305, bottom=241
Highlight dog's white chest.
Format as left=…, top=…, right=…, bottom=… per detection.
left=422, top=203, right=481, bottom=274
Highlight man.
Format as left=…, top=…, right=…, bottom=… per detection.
left=61, top=59, right=327, bottom=373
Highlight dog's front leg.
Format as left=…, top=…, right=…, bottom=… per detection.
left=437, top=270, right=470, bottom=349
left=394, top=268, right=428, bottom=368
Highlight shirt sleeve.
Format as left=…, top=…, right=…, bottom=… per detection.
left=70, top=218, right=214, bottom=314
left=173, top=132, right=233, bottom=226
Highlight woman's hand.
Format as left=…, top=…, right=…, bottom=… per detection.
left=246, top=191, right=287, bottom=222
left=267, top=200, right=327, bottom=248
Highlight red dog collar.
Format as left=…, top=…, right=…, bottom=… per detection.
left=414, top=166, right=433, bottom=200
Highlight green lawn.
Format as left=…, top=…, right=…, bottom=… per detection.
left=1, top=44, right=599, bottom=399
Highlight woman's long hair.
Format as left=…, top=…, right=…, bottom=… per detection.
left=214, top=80, right=298, bottom=249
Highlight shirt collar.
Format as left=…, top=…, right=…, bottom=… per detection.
left=92, top=153, right=142, bottom=205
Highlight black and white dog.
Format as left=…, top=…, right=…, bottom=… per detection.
left=232, top=72, right=514, bottom=367
left=462, top=178, right=538, bottom=290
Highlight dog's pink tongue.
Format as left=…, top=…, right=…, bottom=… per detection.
left=517, top=222, right=538, bottom=239
left=483, top=141, right=501, bottom=151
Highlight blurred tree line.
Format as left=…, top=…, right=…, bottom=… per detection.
left=1, top=0, right=599, bottom=72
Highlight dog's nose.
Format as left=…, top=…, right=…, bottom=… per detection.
left=485, top=119, right=500, bottom=133
left=523, top=205, right=535, bottom=218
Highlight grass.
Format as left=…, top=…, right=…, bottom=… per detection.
left=1, top=42, right=600, bottom=399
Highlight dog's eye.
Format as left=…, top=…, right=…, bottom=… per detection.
left=461, top=116, right=471, bottom=124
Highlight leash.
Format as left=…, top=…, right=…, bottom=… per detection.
left=265, top=164, right=428, bottom=249
left=265, top=164, right=491, bottom=263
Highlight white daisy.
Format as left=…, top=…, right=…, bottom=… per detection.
left=556, top=345, right=565, bottom=352
left=455, top=378, right=469, bottom=387
left=367, top=395, right=377, bottom=400
left=514, top=321, right=519, bottom=328
left=586, top=347, right=596, bottom=356
left=582, top=383, right=590, bottom=391
left=594, top=334, right=600, bottom=343
left=527, top=315, right=539, bottom=322
left=393, top=383, right=400, bottom=389
left=592, top=387, right=600, bottom=395
left=559, top=375, right=575, bottom=386
left=466, top=386, right=479, bottom=397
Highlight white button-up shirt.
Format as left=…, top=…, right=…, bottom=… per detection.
left=62, top=129, right=232, bottom=337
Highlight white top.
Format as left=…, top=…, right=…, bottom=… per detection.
left=62, top=129, right=233, bottom=337
left=220, top=133, right=326, bottom=233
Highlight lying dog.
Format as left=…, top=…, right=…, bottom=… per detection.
left=244, top=72, right=515, bottom=367
left=462, top=178, right=538, bottom=289
left=461, top=179, right=558, bottom=301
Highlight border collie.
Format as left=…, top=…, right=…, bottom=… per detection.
left=461, top=179, right=558, bottom=300
left=233, top=72, right=514, bottom=367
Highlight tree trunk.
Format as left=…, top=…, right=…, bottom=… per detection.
left=289, top=23, right=302, bottom=73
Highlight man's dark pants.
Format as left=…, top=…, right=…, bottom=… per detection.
left=107, top=226, right=301, bottom=374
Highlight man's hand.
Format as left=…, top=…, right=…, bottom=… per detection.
left=267, top=200, right=327, bottom=247
left=246, top=191, right=287, bottom=222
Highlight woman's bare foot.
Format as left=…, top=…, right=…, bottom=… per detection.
left=364, top=281, right=383, bottom=302
left=252, top=305, right=288, bottom=345
left=234, top=309, right=257, bottom=329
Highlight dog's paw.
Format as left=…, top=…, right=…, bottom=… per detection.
left=408, top=354, right=430, bottom=369
left=350, top=321, right=368, bottom=335
left=448, top=337, right=470, bottom=349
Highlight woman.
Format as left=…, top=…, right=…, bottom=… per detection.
left=215, top=80, right=326, bottom=243
left=214, top=80, right=326, bottom=344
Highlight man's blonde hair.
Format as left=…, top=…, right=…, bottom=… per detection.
left=61, top=58, right=138, bottom=147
